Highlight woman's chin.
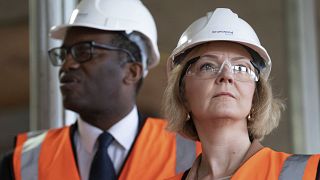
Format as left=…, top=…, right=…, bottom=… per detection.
left=211, top=105, right=237, bottom=115
left=206, top=108, right=244, bottom=122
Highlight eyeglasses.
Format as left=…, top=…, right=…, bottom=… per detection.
left=183, top=55, right=259, bottom=82
left=48, top=41, right=136, bottom=66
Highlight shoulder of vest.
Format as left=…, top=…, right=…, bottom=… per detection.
left=142, top=117, right=172, bottom=135
left=261, top=147, right=291, bottom=157
left=312, top=154, right=320, bottom=158
left=17, top=125, right=70, bottom=136
left=145, top=117, right=168, bottom=126
left=241, top=147, right=291, bottom=168
left=132, top=117, right=178, bottom=144
left=15, top=125, right=71, bottom=148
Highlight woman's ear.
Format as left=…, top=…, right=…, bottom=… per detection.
left=123, top=63, right=143, bottom=85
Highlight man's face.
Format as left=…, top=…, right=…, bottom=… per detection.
left=59, top=28, right=128, bottom=114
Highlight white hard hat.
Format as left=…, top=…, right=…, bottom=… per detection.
left=168, top=8, right=271, bottom=79
left=50, top=0, right=160, bottom=71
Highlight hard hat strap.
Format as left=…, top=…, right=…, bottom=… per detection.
left=242, top=45, right=265, bottom=75
left=173, top=47, right=196, bottom=66
left=178, top=57, right=200, bottom=90
left=127, top=32, right=149, bottom=77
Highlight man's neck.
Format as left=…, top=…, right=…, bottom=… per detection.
left=79, top=105, right=134, bottom=131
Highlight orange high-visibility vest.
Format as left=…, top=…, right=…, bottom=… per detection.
left=13, top=118, right=201, bottom=180
left=168, top=148, right=320, bottom=180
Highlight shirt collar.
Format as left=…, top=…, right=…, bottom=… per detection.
left=77, top=106, right=139, bottom=154
left=108, top=106, right=139, bottom=150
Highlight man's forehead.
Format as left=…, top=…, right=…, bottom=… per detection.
left=63, top=27, right=120, bottom=45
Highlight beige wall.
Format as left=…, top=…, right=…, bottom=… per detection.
left=0, top=0, right=29, bottom=155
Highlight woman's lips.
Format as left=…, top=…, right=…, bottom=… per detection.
left=213, top=92, right=235, bottom=98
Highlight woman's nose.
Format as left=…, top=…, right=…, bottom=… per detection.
left=215, top=63, right=234, bottom=84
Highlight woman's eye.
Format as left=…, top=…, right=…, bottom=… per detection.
left=199, top=64, right=217, bottom=72
left=236, top=61, right=254, bottom=69
left=234, top=65, right=249, bottom=72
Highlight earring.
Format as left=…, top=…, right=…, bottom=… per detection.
left=247, top=108, right=254, bottom=121
left=186, top=113, right=191, bottom=121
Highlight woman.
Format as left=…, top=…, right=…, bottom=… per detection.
left=164, top=8, right=320, bottom=180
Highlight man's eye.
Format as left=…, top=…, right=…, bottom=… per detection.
left=74, top=47, right=91, bottom=57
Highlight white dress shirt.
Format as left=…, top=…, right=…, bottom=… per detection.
left=74, top=106, right=139, bottom=180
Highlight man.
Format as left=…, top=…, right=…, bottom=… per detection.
left=0, top=0, right=200, bottom=179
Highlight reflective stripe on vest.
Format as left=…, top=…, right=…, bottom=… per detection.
left=279, top=154, right=311, bottom=180
left=176, top=134, right=196, bottom=173
left=20, top=131, right=48, bottom=180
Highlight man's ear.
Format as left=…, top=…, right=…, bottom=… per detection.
left=123, top=63, right=143, bottom=85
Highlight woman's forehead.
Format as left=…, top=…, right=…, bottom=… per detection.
left=186, top=41, right=251, bottom=60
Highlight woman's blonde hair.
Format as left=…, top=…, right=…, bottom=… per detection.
left=163, top=51, right=284, bottom=141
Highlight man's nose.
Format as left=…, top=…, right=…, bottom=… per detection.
left=61, top=53, right=80, bottom=72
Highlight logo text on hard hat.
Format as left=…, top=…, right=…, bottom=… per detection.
left=212, top=30, right=233, bottom=35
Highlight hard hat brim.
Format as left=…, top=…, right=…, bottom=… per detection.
left=168, top=39, right=271, bottom=79
left=49, top=23, right=127, bottom=40
left=49, top=23, right=160, bottom=69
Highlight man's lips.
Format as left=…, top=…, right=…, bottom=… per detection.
left=213, top=92, right=235, bottom=98
left=60, top=75, right=80, bottom=85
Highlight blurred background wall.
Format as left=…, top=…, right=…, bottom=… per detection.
left=0, top=0, right=29, bottom=156
left=0, top=0, right=319, bottom=156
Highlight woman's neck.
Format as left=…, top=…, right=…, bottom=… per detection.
left=195, top=118, right=251, bottom=179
